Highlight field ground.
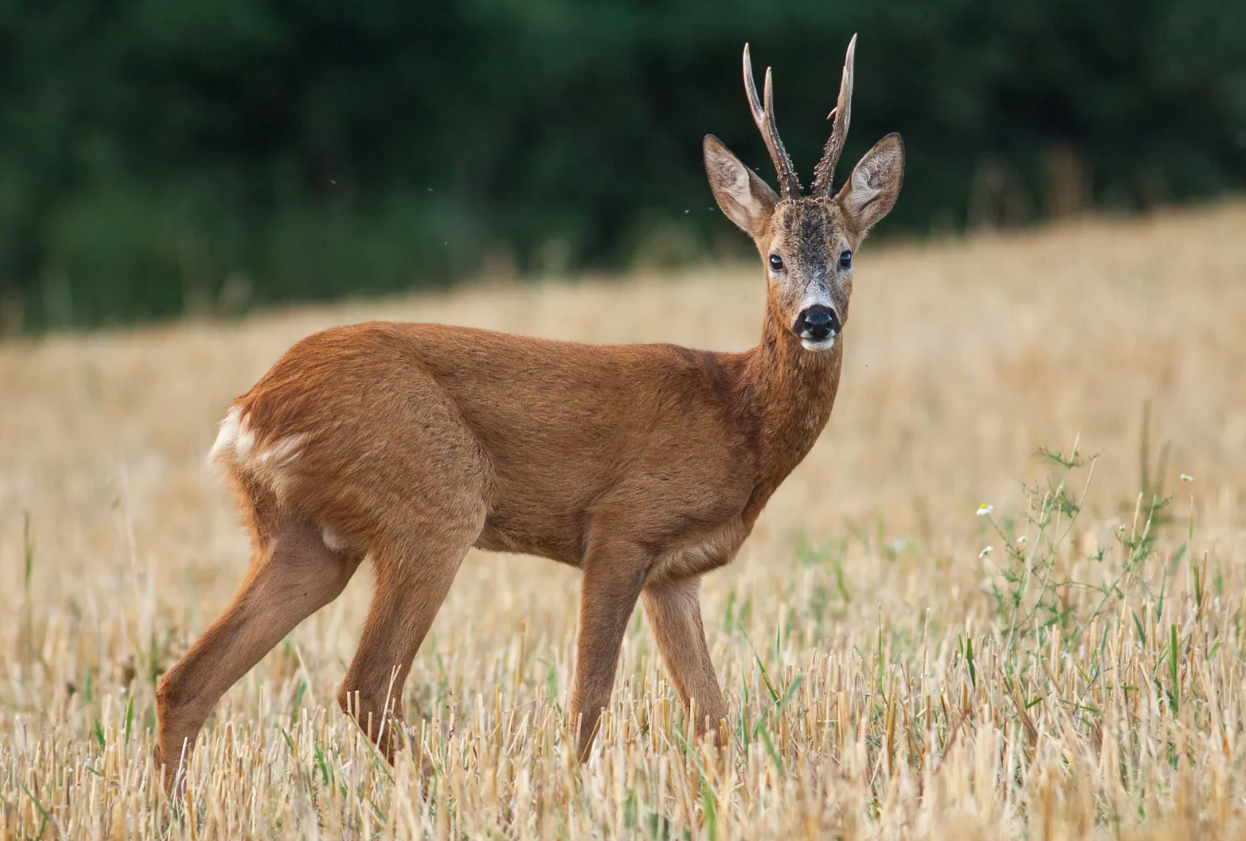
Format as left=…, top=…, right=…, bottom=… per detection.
left=2, top=201, right=1246, bottom=839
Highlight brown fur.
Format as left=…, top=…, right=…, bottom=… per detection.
left=154, top=39, right=904, bottom=788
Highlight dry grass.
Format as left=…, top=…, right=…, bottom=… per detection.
left=2, top=201, right=1246, bottom=839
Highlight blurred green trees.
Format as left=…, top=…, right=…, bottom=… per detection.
left=2, top=0, right=1244, bottom=330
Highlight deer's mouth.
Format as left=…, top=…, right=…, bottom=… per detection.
left=799, top=335, right=838, bottom=352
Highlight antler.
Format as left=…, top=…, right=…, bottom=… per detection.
left=811, top=34, right=857, bottom=197
left=742, top=44, right=802, bottom=200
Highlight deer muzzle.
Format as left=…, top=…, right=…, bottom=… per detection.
left=793, top=304, right=841, bottom=348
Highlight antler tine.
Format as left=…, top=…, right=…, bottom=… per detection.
left=811, top=34, right=857, bottom=197
left=762, top=67, right=803, bottom=196
left=742, top=44, right=801, bottom=199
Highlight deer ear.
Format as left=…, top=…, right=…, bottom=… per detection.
left=704, top=135, right=778, bottom=235
left=837, top=133, right=904, bottom=235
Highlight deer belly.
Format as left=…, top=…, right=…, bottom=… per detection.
left=475, top=512, right=586, bottom=566
left=648, top=518, right=750, bottom=584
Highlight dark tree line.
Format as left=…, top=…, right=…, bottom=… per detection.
left=2, top=0, right=1243, bottom=329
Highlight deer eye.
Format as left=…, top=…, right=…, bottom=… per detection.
left=838, top=250, right=852, bottom=269
left=768, top=254, right=784, bottom=272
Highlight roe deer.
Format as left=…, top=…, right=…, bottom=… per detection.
left=155, top=35, right=903, bottom=787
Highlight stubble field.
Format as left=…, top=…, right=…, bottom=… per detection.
left=2, top=201, right=1246, bottom=839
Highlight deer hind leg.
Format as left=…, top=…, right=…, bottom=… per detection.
left=155, top=517, right=362, bottom=789
left=338, top=501, right=485, bottom=761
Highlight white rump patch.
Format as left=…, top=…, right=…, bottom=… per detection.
left=209, top=407, right=255, bottom=463
left=260, top=434, right=306, bottom=468
left=208, top=407, right=304, bottom=477
left=322, top=526, right=349, bottom=552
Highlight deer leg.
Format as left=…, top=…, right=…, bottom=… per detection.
left=568, top=538, right=648, bottom=760
left=338, top=514, right=480, bottom=760
left=156, top=520, right=361, bottom=789
left=642, top=575, right=728, bottom=743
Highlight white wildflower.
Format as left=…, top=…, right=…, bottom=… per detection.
left=979, top=546, right=993, bottom=558
left=1180, top=474, right=1194, bottom=483
left=976, top=504, right=994, bottom=517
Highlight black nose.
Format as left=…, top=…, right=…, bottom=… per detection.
left=793, top=305, right=841, bottom=342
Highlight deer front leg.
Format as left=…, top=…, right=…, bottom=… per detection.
left=568, top=537, right=647, bottom=761
left=642, top=575, right=728, bottom=743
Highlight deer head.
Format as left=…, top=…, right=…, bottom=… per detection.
left=704, top=36, right=904, bottom=352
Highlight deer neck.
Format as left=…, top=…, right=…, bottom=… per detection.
left=740, top=305, right=843, bottom=507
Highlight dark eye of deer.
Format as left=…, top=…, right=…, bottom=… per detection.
left=839, top=250, right=852, bottom=269
left=769, top=254, right=784, bottom=272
